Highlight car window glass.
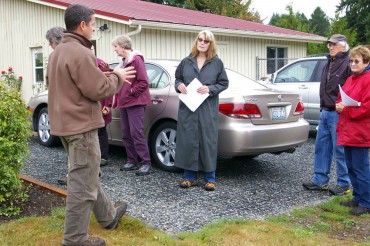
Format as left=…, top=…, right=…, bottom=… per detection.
left=145, top=63, right=169, bottom=89
left=313, top=60, right=327, bottom=82
left=226, top=69, right=266, bottom=90
left=275, top=60, right=318, bottom=83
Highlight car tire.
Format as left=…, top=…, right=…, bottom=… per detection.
left=150, top=121, right=181, bottom=172
left=37, top=107, right=60, bottom=147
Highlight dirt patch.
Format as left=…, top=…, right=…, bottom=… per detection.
left=0, top=183, right=65, bottom=224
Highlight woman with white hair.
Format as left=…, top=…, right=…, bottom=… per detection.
left=175, top=30, right=229, bottom=191
left=45, top=26, right=65, bottom=49
left=112, top=35, right=152, bottom=176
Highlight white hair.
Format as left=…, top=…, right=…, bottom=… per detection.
left=338, top=41, right=350, bottom=52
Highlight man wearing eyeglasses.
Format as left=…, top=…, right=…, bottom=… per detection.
left=303, top=34, right=352, bottom=195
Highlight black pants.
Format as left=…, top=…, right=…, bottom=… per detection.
left=98, top=125, right=109, bottom=160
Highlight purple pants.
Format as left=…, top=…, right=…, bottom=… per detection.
left=119, top=105, right=151, bottom=164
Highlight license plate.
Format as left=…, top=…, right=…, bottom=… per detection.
left=271, top=107, right=286, bottom=120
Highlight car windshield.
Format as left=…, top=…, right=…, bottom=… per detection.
left=225, top=69, right=266, bottom=90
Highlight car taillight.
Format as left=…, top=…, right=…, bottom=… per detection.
left=219, top=103, right=262, bottom=119
left=294, top=101, right=304, bottom=115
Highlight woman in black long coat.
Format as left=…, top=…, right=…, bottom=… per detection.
left=175, top=30, right=229, bottom=191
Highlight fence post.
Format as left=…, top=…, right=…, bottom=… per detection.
left=256, top=56, right=259, bottom=80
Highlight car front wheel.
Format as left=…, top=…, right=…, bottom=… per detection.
left=150, top=121, right=181, bottom=172
left=37, top=107, right=60, bottom=147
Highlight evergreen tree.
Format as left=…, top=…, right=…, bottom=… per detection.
left=142, top=0, right=186, bottom=7
left=337, top=0, right=370, bottom=43
left=268, top=5, right=309, bottom=32
left=144, top=0, right=262, bottom=22
left=309, top=7, right=330, bottom=37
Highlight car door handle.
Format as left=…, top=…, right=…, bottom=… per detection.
left=298, top=85, right=308, bottom=89
left=151, top=97, right=163, bottom=104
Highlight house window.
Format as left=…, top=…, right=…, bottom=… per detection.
left=267, top=47, right=287, bottom=74
left=33, top=49, right=44, bottom=84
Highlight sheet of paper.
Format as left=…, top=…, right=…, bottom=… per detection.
left=179, top=78, right=209, bottom=112
left=339, top=85, right=361, bottom=106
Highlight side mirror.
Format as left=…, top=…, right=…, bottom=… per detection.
left=269, top=73, right=274, bottom=82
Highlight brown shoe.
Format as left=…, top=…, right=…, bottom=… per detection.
left=63, top=236, right=105, bottom=246
left=105, top=201, right=128, bottom=229
left=57, top=177, right=67, bottom=186
left=349, top=206, right=370, bottom=216
left=179, top=180, right=198, bottom=188
left=204, top=182, right=216, bottom=191
left=340, top=200, right=359, bottom=207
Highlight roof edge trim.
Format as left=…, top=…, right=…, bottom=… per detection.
left=27, top=0, right=68, bottom=10
left=28, top=0, right=132, bottom=25
left=132, top=20, right=326, bottom=43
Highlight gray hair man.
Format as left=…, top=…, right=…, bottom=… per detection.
left=303, top=34, right=351, bottom=195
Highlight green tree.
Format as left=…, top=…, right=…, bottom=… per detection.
left=330, top=14, right=357, bottom=48
left=337, top=0, right=370, bottom=44
left=309, top=7, right=330, bottom=37
left=184, top=0, right=262, bottom=22
left=143, top=0, right=186, bottom=7
left=268, top=5, right=309, bottom=32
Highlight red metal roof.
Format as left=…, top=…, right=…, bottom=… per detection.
left=39, top=0, right=322, bottom=39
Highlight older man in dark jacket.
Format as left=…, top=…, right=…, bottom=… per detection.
left=303, top=34, right=351, bottom=195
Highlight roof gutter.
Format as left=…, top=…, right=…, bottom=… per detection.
left=131, top=20, right=326, bottom=43
left=26, top=0, right=132, bottom=25
left=126, top=25, right=142, bottom=37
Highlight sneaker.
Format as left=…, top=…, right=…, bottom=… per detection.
left=135, top=164, right=152, bottom=176
left=120, top=163, right=139, bottom=171
left=349, top=206, right=370, bottom=216
left=100, top=159, right=108, bottom=167
left=204, top=182, right=216, bottom=191
left=179, top=180, right=198, bottom=188
left=105, top=201, right=128, bottom=229
left=302, top=181, right=329, bottom=191
left=63, top=236, right=105, bottom=246
left=329, top=185, right=351, bottom=195
left=340, top=200, right=359, bottom=207
left=57, top=177, right=67, bottom=186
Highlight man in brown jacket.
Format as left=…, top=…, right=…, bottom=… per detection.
left=47, top=4, right=135, bottom=246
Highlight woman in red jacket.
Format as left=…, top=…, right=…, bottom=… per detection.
left=336, top=45, right=370, bottom=216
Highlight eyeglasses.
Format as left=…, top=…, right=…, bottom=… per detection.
left=197, top=38, right=210, bottom=44
left=349, top=59, right=361, bottom=65
left=327, top=43, right=338, bottom=48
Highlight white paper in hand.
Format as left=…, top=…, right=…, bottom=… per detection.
left=339, top=85, right=361, bottom=106
left=179, top=78, right=209, bottom=112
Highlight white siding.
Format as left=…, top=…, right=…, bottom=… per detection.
left=0, top=0, right=307, bottom=102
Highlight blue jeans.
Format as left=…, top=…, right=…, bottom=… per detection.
left=344, top=147, right=370, bottom=208
left=312, top=110, right=350, bottom=187
left=183, top=170, right=216, bottom=183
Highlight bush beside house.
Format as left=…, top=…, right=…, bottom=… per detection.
left=0, top=68, right=31, bottom=216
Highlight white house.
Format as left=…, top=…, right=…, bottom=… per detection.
left=0, top=0, right=326, bottom=102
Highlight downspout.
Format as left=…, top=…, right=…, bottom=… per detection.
left=126, top=25, right=142, bottom=36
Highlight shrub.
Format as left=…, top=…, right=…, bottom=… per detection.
left=0, top=67, right=31, bottom=216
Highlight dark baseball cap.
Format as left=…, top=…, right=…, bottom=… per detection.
left=327, top=34, right=347, bottom=43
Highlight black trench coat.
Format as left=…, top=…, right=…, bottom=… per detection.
left=174, top=55, right=229, bottom=172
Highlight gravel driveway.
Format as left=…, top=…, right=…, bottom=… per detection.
left=22, top=133, right=336, bottom=234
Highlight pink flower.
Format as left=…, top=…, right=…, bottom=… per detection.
left=1, top=71, right=5, bottom=74
left=19, top=76, right=23, bottom=80
left=8, top=67, right=12, bottom=72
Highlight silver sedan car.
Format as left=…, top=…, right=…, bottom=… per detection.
left=262, top=55, right=327, bottom=126
left=28, top=60, right=309, bottom=172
